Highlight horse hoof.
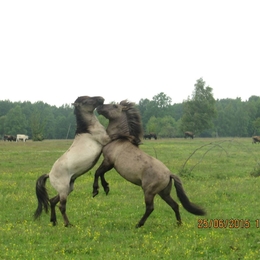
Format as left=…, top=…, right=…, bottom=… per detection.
left=105, top=187, right=110, bottom=195
left=92, top=190, right=99, bottom=197
left=51, top=220, right=57, bottom=226
left=65, top=223, right=74, bottom=227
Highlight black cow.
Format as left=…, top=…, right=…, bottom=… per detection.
left=252, top=136, right=260, bottom=144
left=144, top=133, right=157, bottom=140
left=144, top=134, right=151, bottom=140
left=184, top=131, right=194, bottom=139
left=3, top=135, right=16, bottom=141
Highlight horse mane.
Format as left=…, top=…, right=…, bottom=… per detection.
left=118, top=100, right=143, bottom=146
left=73, top=96, right=91, bottom=135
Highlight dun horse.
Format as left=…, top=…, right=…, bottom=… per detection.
left=93, top=101, right=206, bottom=228
left=34, top=96, right=110, bottom=226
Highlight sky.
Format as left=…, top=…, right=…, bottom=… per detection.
left=0, top=1, right=259, bottom=107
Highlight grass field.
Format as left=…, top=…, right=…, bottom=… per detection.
left=0, top=138, right=260, bottom=259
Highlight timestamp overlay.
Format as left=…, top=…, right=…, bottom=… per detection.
left=197, top=219, right=260, bottom=229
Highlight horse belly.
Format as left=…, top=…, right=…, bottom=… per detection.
left=113, top=150, right=148, bottom=186
left=50, top=136, right=102, bottom=181
left=68, top=143, right=102, bottom=174
left=113, top=149, right=171, bottom=189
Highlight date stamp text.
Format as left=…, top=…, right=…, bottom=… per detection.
left=198, top=219, right=260, bottom=229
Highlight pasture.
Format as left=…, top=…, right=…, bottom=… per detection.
left=0, top=138, right=260, bottom=259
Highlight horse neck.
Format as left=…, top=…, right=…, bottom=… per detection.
left=75, top=112, right=96, bottom=134
left=107, top=115, right=130, bottom=137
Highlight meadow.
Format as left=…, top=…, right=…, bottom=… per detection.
left=0, top=138, right=260, bottom=259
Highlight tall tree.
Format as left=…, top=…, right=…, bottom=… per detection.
left=152, top=92, right=172, bottom=108
left=138, top=92, right=173, bottom=132
left=5, top=105, right=27, bottom=135
left=31, top=111, right=45, bottom=141
left=181, top=78, right=217, bottom=135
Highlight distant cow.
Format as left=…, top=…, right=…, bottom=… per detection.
left=3, top=135, right=16, bottom=141
left=16, top=134, right=29, bottom=142
left=184, top=131, right=194, bottom=139
left=144, top=133, right=157, bottom=140
left=252, top=136, right=260, bottom=144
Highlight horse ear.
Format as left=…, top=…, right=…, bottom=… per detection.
left=120, top=100, right=128, bottom=106
left=120, top=100, right=130, bottom=111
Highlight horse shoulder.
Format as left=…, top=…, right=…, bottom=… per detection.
left=88, top=122, right=111, bottom=145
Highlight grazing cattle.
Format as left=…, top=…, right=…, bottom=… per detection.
left=184, top=131, right=194, bottom=139
left=3, top=135, right=16, bottom=141
left=144, top=134, right=151, bottom=140
left=144, top=133, right=157, bottom=140
left=16, top=134, right=29, bottom=142
left=252, top=136, right=260, bottom=144
left=150, top=132, right=157, bottom=140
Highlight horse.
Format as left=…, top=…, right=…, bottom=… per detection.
left=92, top=100, right=206, bottom=228
left=34, top=96, right=110, bottom=227
left=252, top=136, right=260, bottom=144
left=184, top=131, right=194, bottom=139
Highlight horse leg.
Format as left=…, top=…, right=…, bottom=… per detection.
left=49, top=195, right=60, bottom=226
left=136, top=192, right=155, bottom=228
left=59, top=195, right=71, bottom=227
left=100, top=163, right=114, bottom=195
left=159, top=194, right=181, bottom=226
left=100, top=174, right=110, bottom=195
left=158, top=180, right=182, bottom=226
left=93, top=160, right=113, bottom=197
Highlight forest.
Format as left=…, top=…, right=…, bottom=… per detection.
left=1, top=79, right=260, bottom=140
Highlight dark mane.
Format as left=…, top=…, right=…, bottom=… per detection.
left=119, top=100, right=143, bottom=145
left=73, top=97, right=91, bottom=135
left=74, top=109, right=91, bottom=135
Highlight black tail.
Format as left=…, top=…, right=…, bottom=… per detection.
left=171, top=174, right=206, bottom=215
left=34, top=174, right=50, bottom=220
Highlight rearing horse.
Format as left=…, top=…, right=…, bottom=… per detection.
left=34, top=96, right=110, bottom=227
left=93, top=100, right=206, bottom=228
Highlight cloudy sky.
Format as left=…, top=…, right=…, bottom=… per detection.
left=0, top=1, right=259, bottom=107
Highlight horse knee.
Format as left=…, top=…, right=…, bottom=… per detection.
left=59, top=198, right=67, bottom=214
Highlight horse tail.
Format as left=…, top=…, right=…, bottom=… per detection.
left=34, top=173, right=50, bottom=220
left=171, top=174, right=206, bottom=216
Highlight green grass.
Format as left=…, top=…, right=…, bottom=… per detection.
left=1, top=138, right=260, bottom=259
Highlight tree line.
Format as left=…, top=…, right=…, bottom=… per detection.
left=1, top=78, right=260, bottom=140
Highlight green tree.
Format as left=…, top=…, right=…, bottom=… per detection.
left=146, top=116, right=159, bottom=134
left=138, top=92, right=173, bottom=132
left=5, top=105, right=27, bottom=135
left=152, top=92, right=172, bottom=108
left=253, top=118, right=260, bottom=135
left=0, top=116, right=6, bottom=137
left=181, top=78, right=217, bottom=135
left=31, top=111, right=45, bottom=141
left=157, top=116, right=177, bottom=138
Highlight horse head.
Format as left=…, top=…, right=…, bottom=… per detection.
left=97, top=100, right=143, bottom=146
left=72, top=96, right=104, bottom=112
left=72, top=96, right=105, bottom=135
